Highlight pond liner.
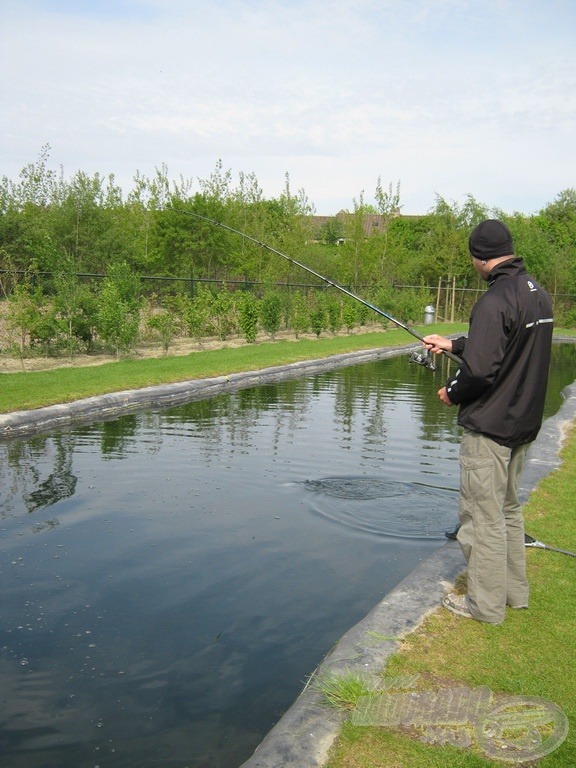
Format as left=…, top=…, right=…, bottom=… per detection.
left=238, top=380, right=576, bottom=768
left=0, top=343, right=421, bottom=439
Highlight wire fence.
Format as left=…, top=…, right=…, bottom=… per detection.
left=1, top=269, right=574, bottom=326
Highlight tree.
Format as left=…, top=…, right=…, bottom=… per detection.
left=5, top=281, right=45, bottom=365
left=95, top=262, right=142, bottom=357
left=260, top=291, right=283, bottom=340
left=147, top=310, right=180, bottom=355
left=238, top=292, right=260, bottom=342
left=338, top=192, right=371, bottom=290
left=288, top=290, right=309, bottom=338
left=53, top=263, right=97, bottom=356
left=374, top=178, right=402, bottom=281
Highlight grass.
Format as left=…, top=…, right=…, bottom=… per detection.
left=314, top=671, right=378, bottom=711
left=0, top=324, right=468, bottom=413
left=323, top=426, right=576, bottom=767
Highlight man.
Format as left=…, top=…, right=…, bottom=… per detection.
left=423, top=219, right=553, bottom=624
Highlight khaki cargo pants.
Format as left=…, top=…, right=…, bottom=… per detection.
left=457, top=429, right=530, bottom=624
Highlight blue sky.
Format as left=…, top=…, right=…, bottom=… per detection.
left=1, top=0, right=574, bottom=215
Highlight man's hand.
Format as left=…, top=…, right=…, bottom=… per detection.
left=422, top=334, right=453, bottom=355
left=437, top=386, right=454, bottom=405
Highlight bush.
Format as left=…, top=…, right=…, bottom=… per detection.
left=325, top=297, right=342, bottom=335
left=210, top=289, right=237, bottom=340
left=310, top=306, right=326, bottom=337
left=238, top=292, right=261, bottom=342
left=288, top=290, right=309, bottom=338
left=96, top=281, right=140, bottom=358
left=147, top=310, right=180, bottom=354
left=343, top=301, right=357, bottom=332
left=260, top=291, right=283, bottom=340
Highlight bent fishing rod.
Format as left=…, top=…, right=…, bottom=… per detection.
left=174, top=209, right=462, bottom=370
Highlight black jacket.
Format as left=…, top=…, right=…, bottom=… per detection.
left=445, top=258, right=553, bottom=447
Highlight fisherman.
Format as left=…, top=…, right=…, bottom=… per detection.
left=423, top=219, right=553, bottom=624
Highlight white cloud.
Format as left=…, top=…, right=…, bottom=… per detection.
left=1, top=0, right=575, bottom=214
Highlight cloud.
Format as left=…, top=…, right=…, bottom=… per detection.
left=1, top=0, right=575, bottom=214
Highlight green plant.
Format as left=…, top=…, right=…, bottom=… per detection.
left=314, top=671, right=376, bottom=710
left=184, top=290, right=211, bottom=344
left=288, top=290, right=309, bottom=338
left=147, top=309, right=180, bottom=354
left=326, top=297, right=343, bottom=335
left=238, top=291, right=261, bottom=343
left=342, top=301, right=357, bottom=333
left=96, top=280, right=140, bottom=358
left=210, top=288, right=236, bottom=340
left=260, top=291, right=283, bottom=340
left=310, top=305, right=326, bottom=337
left=5, top=281, right=46, bottom=363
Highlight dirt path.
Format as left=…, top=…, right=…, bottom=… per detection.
left=0, top=325, right=385, bottom=374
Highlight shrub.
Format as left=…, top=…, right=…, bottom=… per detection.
left=260, top=291, right=283, bottom=340
left=238, top=292, right=261, bottom=343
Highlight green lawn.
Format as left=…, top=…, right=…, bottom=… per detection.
left=0, top=324, right=468, bottom=413
left=324, top=428, right=576, bottom=767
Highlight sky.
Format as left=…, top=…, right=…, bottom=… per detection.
left=1, top=0, right=575, bottom=215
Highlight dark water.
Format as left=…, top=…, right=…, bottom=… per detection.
left=0, top=343, right=574, bottom=768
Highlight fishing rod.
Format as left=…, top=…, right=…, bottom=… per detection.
left=524, top=534, right=576, bottom=558
left=174, top=209, right=462, bottom=370
left=448, top=526, right=576, bottom=558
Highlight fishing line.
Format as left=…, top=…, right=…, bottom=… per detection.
left=173, top=208, right=462, bottom=370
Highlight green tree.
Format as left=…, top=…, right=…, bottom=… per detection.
left=325, top=297, right=342, bottom=335
left=210, top=288, right=236, bottom=340
left=53, top=264, right=97, bottom=357
left=342, top=300, right=357, bottom=332
left=151, top=195, right=233, bottom=280
left=238, top=291, right=260, bottom=342
left=184, top=289, right=212, bottom=344
left=95, top=262, right=142, bottom=357
left=5, top=281, right=45, bottom=364
left=260, top=291, right=283, bottom=340
left=147, top=309, right=180, bottom=355
left=287, top=290, right=309, bottom=338
left=374, top=178, right=401, bottom=281
left=310, top=302, right=326, bottom=337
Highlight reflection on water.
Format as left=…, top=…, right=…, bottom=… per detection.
left=0, top=343, right=574, bottom=768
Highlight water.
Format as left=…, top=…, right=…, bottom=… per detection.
left=0, top=343, right=574, bottom=768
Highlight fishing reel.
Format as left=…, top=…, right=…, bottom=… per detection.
left=408, top=350, right=436, bottom=372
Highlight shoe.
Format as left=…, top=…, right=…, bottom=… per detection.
left=445, top=524, right=461, bottom=540
left=442, top=593, right=475, bottom=619
left=508, top=604, right=528, bottom=610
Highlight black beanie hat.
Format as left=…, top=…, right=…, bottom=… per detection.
left=468, top=219, right=514, bottom=260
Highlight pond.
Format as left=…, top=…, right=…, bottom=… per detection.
left=1, top=343, right=574, bottom=768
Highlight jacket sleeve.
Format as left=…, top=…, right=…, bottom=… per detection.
left=445, top=296, right=508, bottom=405
left=451, top=337, right=467, bottom=357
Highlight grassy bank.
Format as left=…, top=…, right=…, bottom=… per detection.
left=323, top=426, right=576, bottom=766
left=0, top=324, right=467, bottom=413
left=3, top=324, right=573, bottom=416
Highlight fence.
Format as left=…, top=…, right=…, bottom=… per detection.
left=1, top=270, right=574, bottom=326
